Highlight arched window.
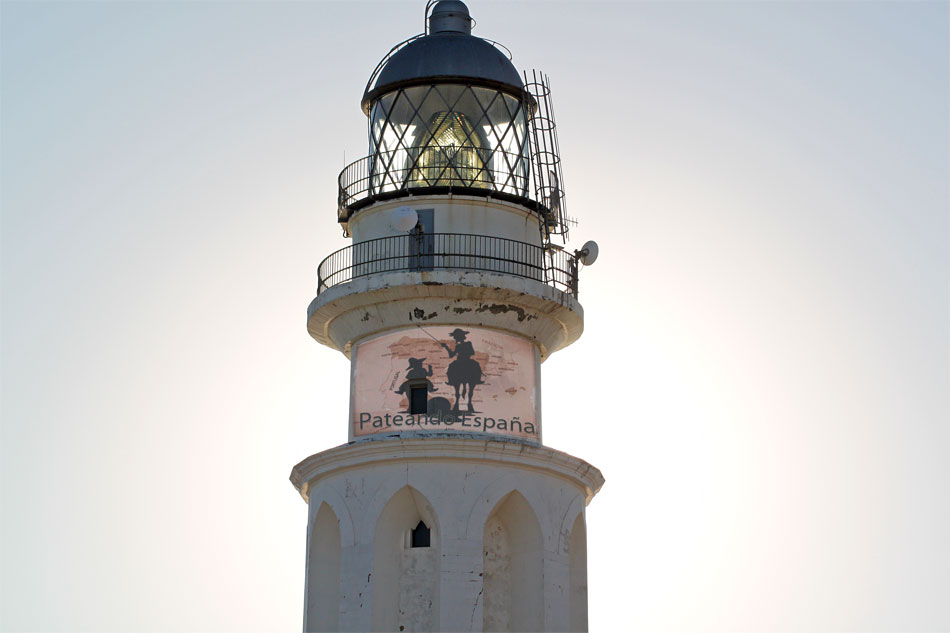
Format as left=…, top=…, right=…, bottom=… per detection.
left=411, top=520, right=431, bottom=548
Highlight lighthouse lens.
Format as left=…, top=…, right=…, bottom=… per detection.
left=368, top=85, right=529, bottom=199
left=408, top=110, right=490, bottom=188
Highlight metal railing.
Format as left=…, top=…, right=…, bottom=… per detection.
left=338, top=147, right=531, bottom=220
left=317, top=232, right=578, bottom=297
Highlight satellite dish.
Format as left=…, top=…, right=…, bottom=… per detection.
left=578, top=240, right=599, bottom=266
left=391, top=206, right=418, bottom=232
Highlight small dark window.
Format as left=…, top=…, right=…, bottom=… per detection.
left=411, top=521, right=430, bottom=548
left=410, top=386, right=427, bottom=415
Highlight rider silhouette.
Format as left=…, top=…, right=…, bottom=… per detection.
left=441, top=328, right=483, bottom=412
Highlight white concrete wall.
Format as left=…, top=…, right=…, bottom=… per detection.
left=297, top=441, right=597, bottom=632
left=349, top=196, right=543, bottom=246
left=482, top=515, right=511, bottom=632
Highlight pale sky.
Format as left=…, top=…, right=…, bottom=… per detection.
left=2, top=1, right=948, bottom=631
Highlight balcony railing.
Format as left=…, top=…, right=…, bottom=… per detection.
left=337, top=147, right=534, bottom=221
left=317, top=232, right=579, bottom=297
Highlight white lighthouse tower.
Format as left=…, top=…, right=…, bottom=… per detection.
left=291, top=2, right=603, bottom=631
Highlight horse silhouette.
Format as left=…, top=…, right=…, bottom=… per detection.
left=441, top=328, right=483, bottom=412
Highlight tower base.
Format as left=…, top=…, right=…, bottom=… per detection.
left=291, top=436, right=604, bottom=632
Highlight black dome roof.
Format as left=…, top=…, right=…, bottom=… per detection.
left=361, top=2, right=527, bottom=113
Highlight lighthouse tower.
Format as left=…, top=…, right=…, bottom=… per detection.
left=291, top=2, right=603, bottom=631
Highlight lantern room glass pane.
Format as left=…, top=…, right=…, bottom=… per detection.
left=408, top=110, right=491, bottom=187
left=368, top=85, right=529, bottom=198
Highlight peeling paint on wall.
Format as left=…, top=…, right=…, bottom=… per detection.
left=475, top=303, right=538, bottom=322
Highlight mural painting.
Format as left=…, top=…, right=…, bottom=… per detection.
left=353, top=326, right=538, bottom=440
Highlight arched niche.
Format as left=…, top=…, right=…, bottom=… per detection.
left=482, top=491, right=543, bottom=632
left=371, top=486, right=440, bottom=632
left=569, top=512, right=588, bottom=632
left=306, top=483, right=356, bottom=548
left=306, top=502, right=341, bottom=633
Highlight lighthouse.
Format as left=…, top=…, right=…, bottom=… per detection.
left=290, top=2, right=603, bottom=631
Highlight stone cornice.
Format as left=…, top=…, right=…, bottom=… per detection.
left=290, top=436, right=604, bottom=505
left=306, top=269, right=584, bottom=360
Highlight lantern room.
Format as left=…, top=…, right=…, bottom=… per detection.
left=338, top=0, right=541, bottom=226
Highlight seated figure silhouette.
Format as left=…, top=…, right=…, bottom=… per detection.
left=394, top=357, right=436, bottom=412
left=441, top=328, right=483, bottom=412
